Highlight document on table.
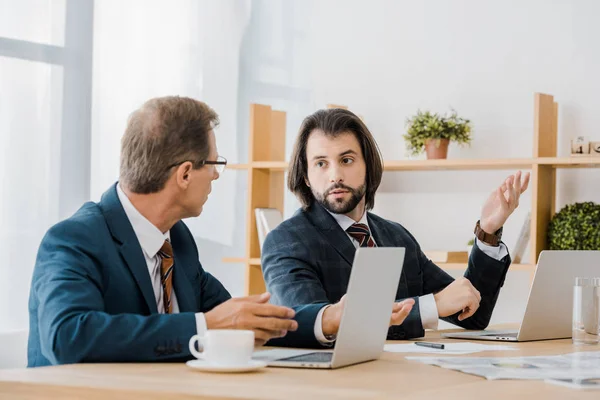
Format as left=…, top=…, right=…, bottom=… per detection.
left=384, top=342, right=518, bottom=355
left=406, top=351, right=600, bottom=381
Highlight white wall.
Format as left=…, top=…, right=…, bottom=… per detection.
left=212, top=0, right=600, bottom=327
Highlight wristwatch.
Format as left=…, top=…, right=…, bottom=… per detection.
left=474, top=220, right=503, bottom=247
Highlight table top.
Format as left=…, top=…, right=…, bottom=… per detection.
left=1, top=327, right=599, bottom=400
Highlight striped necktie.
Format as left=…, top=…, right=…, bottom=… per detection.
left=157, top=240, right=174, bottom=314
left=346, top=223, right=376, bottom=248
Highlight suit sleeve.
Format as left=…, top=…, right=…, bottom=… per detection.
left=404, top=227, right=510, bottom=332
left=452, top=242, right=511, bottom=329
left=262, top=227, right=330, bottom=307
left=266, top=303, right=329, bottom=349
left=34, top=220, right=199, bottom=365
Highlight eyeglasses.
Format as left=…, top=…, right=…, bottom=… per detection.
left=166, top=155, right=228, bottom=174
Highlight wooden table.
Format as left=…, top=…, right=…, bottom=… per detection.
left=1, top=329, right=599, bottom=400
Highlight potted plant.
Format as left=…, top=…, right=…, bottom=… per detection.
left=547, top=202, right=600, bottom=250
left=403, top=110, right=472, bottom=159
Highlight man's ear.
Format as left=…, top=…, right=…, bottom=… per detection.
left=304, top=177, right=310, bottom=188
left=176, top=162, right=194, bottom=189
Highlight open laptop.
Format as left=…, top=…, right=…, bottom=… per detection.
left=442, top=250, right=600, bottom=342
left=254, top=247, right=405, bottom=369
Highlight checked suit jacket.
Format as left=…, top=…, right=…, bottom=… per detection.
left=261, top=202, right=511, bottom=340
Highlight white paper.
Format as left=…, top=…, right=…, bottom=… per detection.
left=407, top=351, right=600, bottom=381
left=545, top=377, right=600, bottom=389
left=384, top=342, right=518, bottom=355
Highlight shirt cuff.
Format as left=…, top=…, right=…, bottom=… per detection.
left=195, top=312, right=208, bottom=336
left=314, top=305, right=336, bottom=345
left=419, top=294, right=439, bottom=330
left=475, top=238, right=509, bottom=261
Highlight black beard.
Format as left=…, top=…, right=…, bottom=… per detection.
left=314, top=182, right=366, bottom=214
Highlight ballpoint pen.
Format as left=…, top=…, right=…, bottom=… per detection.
left=414, top=341, right=445, bottom=350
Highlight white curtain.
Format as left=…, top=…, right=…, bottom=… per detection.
left=0, top=0, right=250, bottom=333
left=0, top=0, right=66, bottom=332
left=91, top=0, right=249, bottom=246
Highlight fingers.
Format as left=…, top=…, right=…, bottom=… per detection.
left=473, top=287, right=481, bottom=303
left=458, top=292, right=480, bottom=321
left=392, top=298, right=415, bottom=311
left=513, top=171, right=522, bottom=196
left=249, top=302, right=295, bottom=319
left=458, top=298, right=479, bottom=320
left=463, top=279, right=481, bottom=303
left=390, top=302, right=414, bottom=326
left=253, top=328, right=287, bottom=344
left=521, top=172, right=531, bottom=194
left=242, top=292, right=271, bottom=304
left=506, top=175, right=517, bottom=208
left=457, top=279, right=480, bottom=321
left=247, top=315, right=298, bottom=332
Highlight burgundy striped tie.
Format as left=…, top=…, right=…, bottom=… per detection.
left=346, top=223, right=376, bottom=248
left=157, top=240, right=174, bottom=314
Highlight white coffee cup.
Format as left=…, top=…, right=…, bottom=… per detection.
left=189, top=330, right=254, bottom=366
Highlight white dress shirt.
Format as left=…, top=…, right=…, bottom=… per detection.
left=319, top=210, right=508, bottom=338
left=116, top=184, right=207, bottom=336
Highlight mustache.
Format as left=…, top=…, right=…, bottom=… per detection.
left=324, top=183, right=356, bottom=196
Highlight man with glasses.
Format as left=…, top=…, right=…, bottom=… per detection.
left=28, top=96, right=413, bottom=367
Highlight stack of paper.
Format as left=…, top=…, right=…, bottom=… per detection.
left=407, top=351, right=600, bottom=382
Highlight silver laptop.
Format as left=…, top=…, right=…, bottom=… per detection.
left=254, top=247, right=405, bottom=369
left=443, top=250, right=600, bottom=342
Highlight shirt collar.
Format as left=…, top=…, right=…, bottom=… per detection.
left=116, top=183, right=170, bottom=259
left=326, top=208, right=370, bottom=233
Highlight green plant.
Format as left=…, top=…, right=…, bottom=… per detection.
left=467, top=238, right=475, bottom=246
left=547, top=202, right=600, bottom=250
left=403, top=110, right=472, bottom=155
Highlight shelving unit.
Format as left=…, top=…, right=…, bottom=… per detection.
left=225, top=94, right=600, bottom=295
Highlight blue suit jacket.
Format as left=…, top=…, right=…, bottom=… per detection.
left=28, top=184, right=324, bottom=367
left=262, top=202, right=511, bottom=340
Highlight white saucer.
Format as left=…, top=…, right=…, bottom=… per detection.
left=186, top=359, right=267, bottom=373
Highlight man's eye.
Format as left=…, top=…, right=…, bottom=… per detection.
left=316, top=161, right=326, bottom=168
left=342, top=158, right=354, bottom=164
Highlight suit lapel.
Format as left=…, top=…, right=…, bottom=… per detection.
left=368, top=213, right=394, bottom=247
left=170, top=224, right=196, bottom=312
left=368, top=213, right=410, bottom=297
left=305, top=203, right=356, bottom=267
left=99, top=183, right=158, bottom=314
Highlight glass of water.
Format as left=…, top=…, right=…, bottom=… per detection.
left=572, top=277, right=600, bottom=345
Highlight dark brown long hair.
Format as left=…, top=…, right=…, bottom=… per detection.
left=288, top=108, right=383, bottom=210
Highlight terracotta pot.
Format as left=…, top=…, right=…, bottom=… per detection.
left=425, top=138, right=449, bottom=159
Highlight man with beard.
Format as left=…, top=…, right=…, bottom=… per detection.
left=261, top=108, right=529, bottom=341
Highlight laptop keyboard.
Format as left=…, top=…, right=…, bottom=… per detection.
left=279, top=352, right=333, bottom=363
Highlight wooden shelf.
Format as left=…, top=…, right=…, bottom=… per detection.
left=226, top=163, right=250, bottom=170
left=537, top=156, right=600, bottom=168
left=227, top=157, right=600, bottom=173
left=251, top=161, right=289, bottom=170
left=439, top=263, right=534, bottom=272
left=224, top=257, right=534, bottom=273
left=229, top=94, right=581, bottom=295
left=222, top=257, right=246, bottom=264
left=383, top=158, right=534, bottom=171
